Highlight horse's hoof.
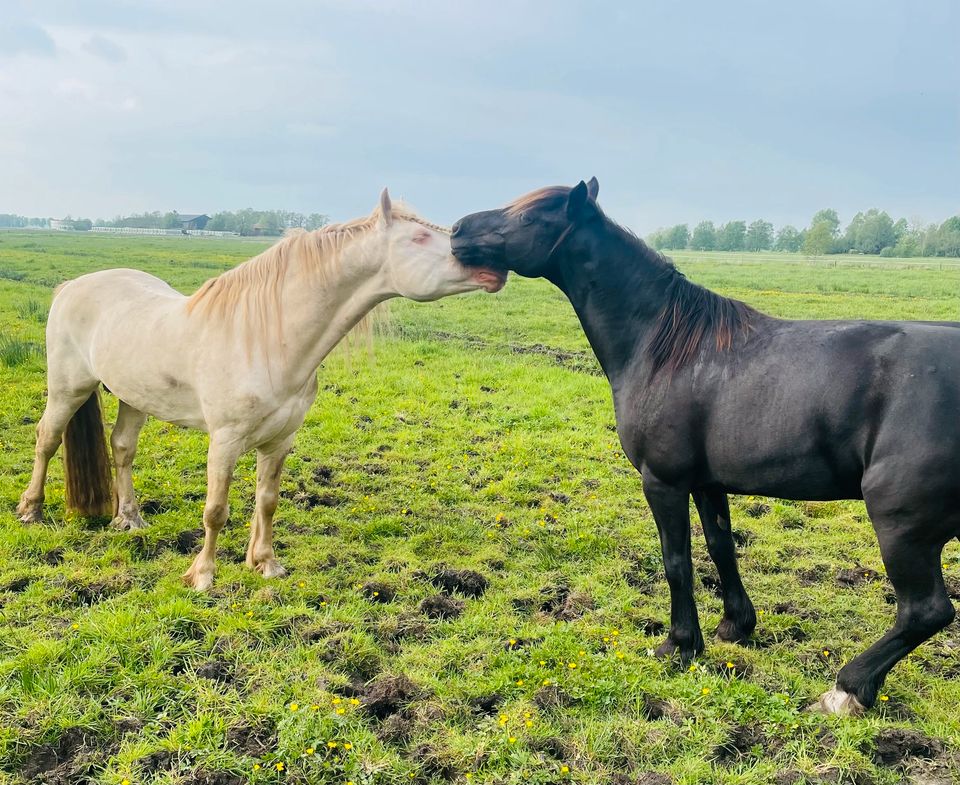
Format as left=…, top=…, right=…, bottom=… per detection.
left=808, top=686, right=866, bottom=716
left=16, top=499, right=43, bottom=523
left=715, top=617, right=753, bottom=644
left=257, top=560, right=287, bottom=579
left=181, top=568, right=214, bottom=592
left=654, top=636, right=701, bottom=663
left=112, top=514, right=148, bottom=531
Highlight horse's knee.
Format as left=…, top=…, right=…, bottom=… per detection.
left=257, top=488, right=279, bottom=516
left=903, top=596, right=955, bottom=636
left=203, top=501, right=229, bottom=531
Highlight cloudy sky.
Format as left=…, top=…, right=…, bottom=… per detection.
left=1, top=1, right=957, bottom=232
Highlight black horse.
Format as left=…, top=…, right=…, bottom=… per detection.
left=451, top=179, right=959, bottom=714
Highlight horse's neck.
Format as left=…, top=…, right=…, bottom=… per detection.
left=275, top=235, right=391, bottom=387
left=550, top=225, right=670, bottom=383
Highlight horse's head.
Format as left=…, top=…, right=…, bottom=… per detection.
left=451, top=178, right=600, bottom=279
left=376, top=188, right=506, bottom=301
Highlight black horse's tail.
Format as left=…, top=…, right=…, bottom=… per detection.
left=62, top=390, right=113, bottom=517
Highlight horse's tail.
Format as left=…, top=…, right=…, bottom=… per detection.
left=63, top=390, right=113, bottom=517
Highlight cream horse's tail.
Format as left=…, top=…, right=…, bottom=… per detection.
left=62, top=388, right=113, bottom=517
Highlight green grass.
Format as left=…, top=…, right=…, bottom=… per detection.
left=0, top=231, right=957, bottom=785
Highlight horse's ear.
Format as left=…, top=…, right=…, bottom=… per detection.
left=586, top=176, right=600, bottom=200
left=567, top=180, right=589, bottom=221
left=379, top=187, right=393, bottom=227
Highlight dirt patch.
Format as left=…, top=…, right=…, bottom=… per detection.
left=409, top=743, right=457, bottom=781
left=362, top=581, right=396, bottom=603
left=174, top=529, right=202, bottom=554
left=378, top=613, right=429, bottom=644
left=66, top=576, right=131, bottom=606
left=428, top=568, right=489, bottom=598
left=942, top=576, right=960, bottom=600
left=195, top=659, right=234, bottom=683
left=362, top=674, right=422, bottom=720
left=17, top=727, right=101, bottom=782
left=467, top=693, right=503, bottom=715
left=530, top=736, right=570, bottom=760
left=139, top=498, right=167, bottom=516
left=377, top=713, right=413, bottom=745
left=282, top=480, right=343, bottom=510
left=504, top=637, right=540, bottom=651
left=870, top=728, right=944, bottom=766
left=539, top=585, right=593, bottom=621
left=533, top=685, right=576, bottom=711
left=714, top=723, right=773, bottom=762
left=743, top=501, right=771, bottom=518
left=226, top=722, right=276, bottom=757
left=637, top=618, right=667, bottom=637
left=772, top=772, right=803, bottom=785
left=837, top=566, right=882, bottom=587
left=698, top=572, right=724, bottom=598
left=312, top=465, right=335, bottom=484
left=633, top=774, right=675, bottom=785
left=135, top=749, right=176, bottom=774
left=42, top=547, right=65, bottom=565
left=3, top=575, right=31, bottom=592
left=419, top=594, right=464, bottom=620
left=796, top=564, right=830, bottom=585
left=549, top=491, right=571, bottom=504
left=639, top=695, right=678, bottom=722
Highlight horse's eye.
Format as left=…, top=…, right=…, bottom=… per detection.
left=518, top=212, right=532, bottom=225
left=412, top=232, right=431, bottom=245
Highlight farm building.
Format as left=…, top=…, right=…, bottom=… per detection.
left=177, top=214, right=209, bottom=230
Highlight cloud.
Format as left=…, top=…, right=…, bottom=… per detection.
left=0, top=21, right=56, bottom=58
left=82, top=33, right=125, bottom=62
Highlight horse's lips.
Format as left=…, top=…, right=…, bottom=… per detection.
left=472, top=268, right=507, bottom=292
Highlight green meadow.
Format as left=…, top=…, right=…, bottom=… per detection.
left=0, top=231, right=957, bottom=785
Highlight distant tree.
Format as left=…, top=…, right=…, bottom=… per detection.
left=811, top=209, right=841, bottom=237
left=663, top=223, right=690, bottom=249
left=935, top=216, right=960, bottom=257
left=803, top=221, right=834, bottom=255
left=774, top=225, right=803, bottom=252
left=716, top=221, right=746, bottom=251
left=843, top=209, right=897, bottom=254
left=745, top=220, right=773, bottom=251
left=306, top=213, right=328, bottom=230
left=646, top=228, right=669, bottom=250
left=690, top=221, right=717, bottom=250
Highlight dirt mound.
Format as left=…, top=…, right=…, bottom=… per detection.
left=429, top=568, right=489, bottom=598
left=183, top=772, right=243, bottom=785
left=194, top=659, right=234, bottom=683
left=871, top=728, right=944, bottom=765
left=362, top=674, right=422, bottom=720
left=135, top=749, right=176, bottom=774
left=419, top=594, right=464, bottom=619
left=467, top=693, right=503, bottom=715
left=18, top=727, right=100, bottom=782
left=362, top=581, right=396, bottom=603
left=533, top=684, right=576, bottom=711
left=539, top=585, right=593, bottom=621
left=225, top=722, right=276, bottom=757
left=713, top=723, right=772, bottom=761
left=837, top=566, right=882, bottom=587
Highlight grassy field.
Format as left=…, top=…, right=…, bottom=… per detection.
left=0, top=231, right=958, bottom=785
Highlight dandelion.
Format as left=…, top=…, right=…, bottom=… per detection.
left=320, top=601, right=328, bottom=607
left=516, top=679, right=524, bottom=686
left=290, top=702, right=300, bottom=712
left=298, top=581, right=305, bottom=588
left=543, top=679, right=551, bottom=686
left=525, top=720, right=533, bottom=727
left=508, top=737, right=517, bottom=744
left=349, top=698, right=360, bottom=705
left=611, top=629, right=619, bottom=636
left=568, top=662, right=577, bottom=669
left=616, top=651, right=625, bottom=659
left=688, top=664, right=697, bottom=672
left=880, top=694, right=890, bottom=702
left=306, top=747, right=315, bottom=755
left=71, top=623, right=79, bottom=630
left=311, top=704, right=320, bottom=711
left=275, top=762, right=285, bottom=771
left=122, top=780, right=130, bottom=785
left=702, top=687, right=711, bottom=695
left=245, top=611, right=254, bottom=618
left=822, top=649, right=831, bottom=657
left=336, top=708, right=345, bottom=715
left=539, top=659, right=546, bottom=666
left=253, top=764, right=261, bottom=771
left=332, top=697, right=342, bottom=704
left=328, top=741, right=338, bottom=748
left=579, top=650, right=586, bottom=656
left=561, top=765, right=570, bottom=774
left=344, top=742, right=353, bottom=750
left=727, top=661, right=736, bottom=669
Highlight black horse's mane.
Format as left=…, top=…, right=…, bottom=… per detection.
left=615, top=223, right=756, bottom=374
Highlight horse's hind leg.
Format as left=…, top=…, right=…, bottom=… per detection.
left=813, top=522, right=955, bottom=714
left=110, top=401, right=148, bottom=530
left=17, top=387, right=96, bottom=522
left=245, top=435, right=294, bottom=579
left=693, top=488, right=756, bottom=643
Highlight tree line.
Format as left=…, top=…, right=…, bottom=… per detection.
left=647, top=210, right=960, bottom=258
left=0, top=210, right=329, bottom=235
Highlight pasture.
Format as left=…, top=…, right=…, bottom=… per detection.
left=0, top=231, right=957, bottom=785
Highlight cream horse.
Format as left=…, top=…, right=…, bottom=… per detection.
left=17, top=190, right=506, bottom=590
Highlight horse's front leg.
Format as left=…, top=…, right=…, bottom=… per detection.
left=642, top=469, right=703, bottom=661
left=693, top=488, right=756, bottom=643
left=245, top=435, right=294, bottom=579
left=182, top=435, right=243, bottom=591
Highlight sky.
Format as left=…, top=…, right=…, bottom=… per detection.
left=1, top=0, right=958, bottom=233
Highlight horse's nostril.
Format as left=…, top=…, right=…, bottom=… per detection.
left=451, top=222, right=462, bottom=237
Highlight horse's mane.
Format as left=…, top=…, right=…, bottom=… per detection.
left=640, top=244, right=755, bottom=374
left=186, top=203, right=446, bottom=349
